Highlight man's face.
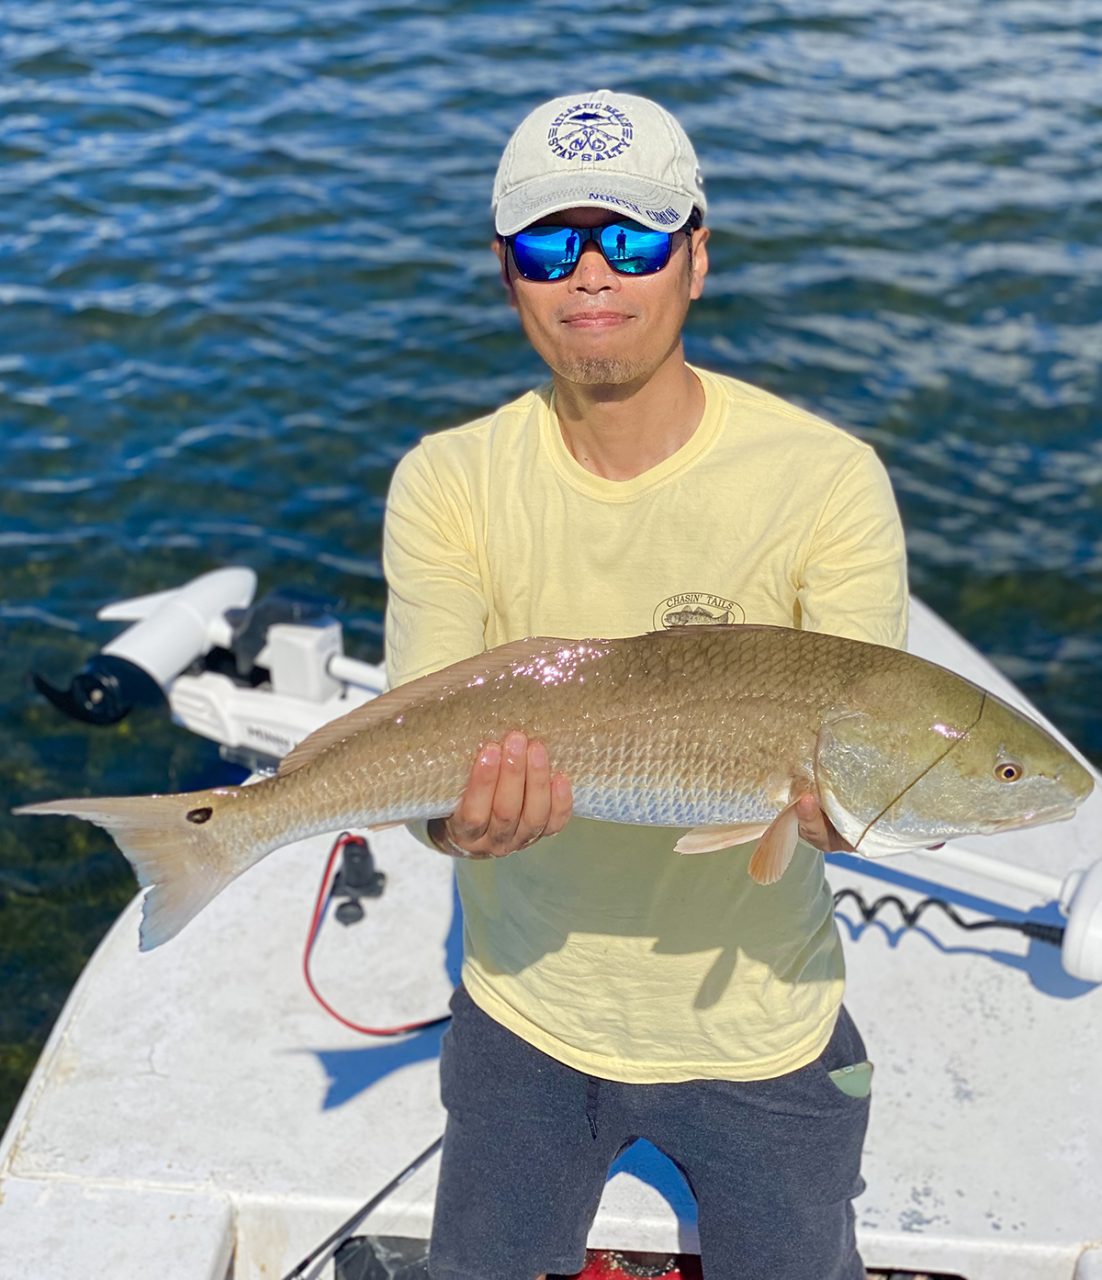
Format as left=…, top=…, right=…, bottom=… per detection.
left=494, top=208, right=710, bottom=388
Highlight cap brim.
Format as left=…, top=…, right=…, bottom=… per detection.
left=494, top=174, right=696, bottom=236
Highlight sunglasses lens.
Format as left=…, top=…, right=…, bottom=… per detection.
left=509, top=220, right=678, bottom=280
left=510, top=226, right=582, bottom=280
left=598, top=222, right=673, bottom=274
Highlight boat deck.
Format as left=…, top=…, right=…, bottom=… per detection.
left=1, top=601, right=1100, bottom=1280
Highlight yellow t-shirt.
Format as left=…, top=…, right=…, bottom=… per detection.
left=383, top=366, right=908, bottom=1083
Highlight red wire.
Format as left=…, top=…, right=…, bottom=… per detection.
left=302, top=832, right=449, bottom=1036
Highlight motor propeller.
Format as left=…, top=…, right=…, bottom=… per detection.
left=32, top=654, right=168, bottom=726
left=29, top=566, right=259, bottom=727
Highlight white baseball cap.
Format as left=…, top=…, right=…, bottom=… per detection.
left=492, top=90, right=707, bottom=236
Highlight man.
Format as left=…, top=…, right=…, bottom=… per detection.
left=383, top=89, right=908, bottom=1280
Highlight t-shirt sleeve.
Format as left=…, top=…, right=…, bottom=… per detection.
left=382, top=443, right=488, bottom=690
left=796, top=445, right=909, bottom=648
left=382, top=443, right=490, bottom=852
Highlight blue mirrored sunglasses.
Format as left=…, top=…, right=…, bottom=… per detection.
left=506, top=219, right=690, bottom=282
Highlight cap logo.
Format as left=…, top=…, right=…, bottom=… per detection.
left=547, top=100, right=633, bottom=163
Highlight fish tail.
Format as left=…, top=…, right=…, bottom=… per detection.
left=13, top=791, right=256, bottom=951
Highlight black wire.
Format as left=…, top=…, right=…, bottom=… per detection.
left=833, top=888, right=1065, bottom=946
left=281, top=1134, right=444, bottom=1280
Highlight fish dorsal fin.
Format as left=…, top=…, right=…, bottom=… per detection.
left=674, top=822, right=770, bottom=854
left=277, top=636, right=575, bottom=777
left=747, top=800, right=802, bottom=885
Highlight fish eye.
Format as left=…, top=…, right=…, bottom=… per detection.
left=995, top=761, right=1024, bottom=783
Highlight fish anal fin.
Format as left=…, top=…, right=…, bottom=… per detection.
left=747, top=801, right=801, bottom=885
left=675, top=822, right=770, bottom=854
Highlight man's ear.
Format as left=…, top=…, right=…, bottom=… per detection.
left=492, top=239, right=518, bottom=309
left=689, top=226, right=710, bottom=301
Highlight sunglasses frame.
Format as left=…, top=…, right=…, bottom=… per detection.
left=505, top=218, right=694, bottom=282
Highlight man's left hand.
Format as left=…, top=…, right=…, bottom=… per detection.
left=794, top=793, right=854, bottom=854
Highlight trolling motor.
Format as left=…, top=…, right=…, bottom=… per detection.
left=33, top=567, right=257, bottom=725
left=30, top=566, right=387, bottom=766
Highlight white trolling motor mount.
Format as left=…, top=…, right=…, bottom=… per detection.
left=32, top=566, right=386, bottom=770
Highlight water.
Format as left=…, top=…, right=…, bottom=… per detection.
left=1, top=0, right=1100, bottom=1129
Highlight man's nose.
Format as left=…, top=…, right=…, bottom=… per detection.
left=571, top=241, right=617, bottom=290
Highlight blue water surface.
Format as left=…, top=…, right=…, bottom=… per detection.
left=1, top=0, right=1100, bottom=1125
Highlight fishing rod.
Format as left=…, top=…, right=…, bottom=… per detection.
left=280, top=1133, right=444, bottom=1280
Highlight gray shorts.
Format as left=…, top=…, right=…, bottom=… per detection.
left=428, top=986, right=871, bottom=1280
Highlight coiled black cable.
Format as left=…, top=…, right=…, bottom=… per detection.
left=832, top=887, right=1065, bottom=946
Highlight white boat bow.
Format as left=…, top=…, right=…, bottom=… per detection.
left=2, top=582, right=1099, bottom=1280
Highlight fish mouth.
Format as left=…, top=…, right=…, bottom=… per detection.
left=989, top=805, right=1079, bottom=833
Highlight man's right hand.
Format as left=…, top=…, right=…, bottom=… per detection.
left=427, top=730, right=573, bottom=858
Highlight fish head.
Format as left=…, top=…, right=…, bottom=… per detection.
left=816, top=678, right=1095, bottom=857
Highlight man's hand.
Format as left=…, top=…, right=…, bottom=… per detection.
left=428, top=731, right=573, bottom=859
left=794, top=793, right=854, bottom=854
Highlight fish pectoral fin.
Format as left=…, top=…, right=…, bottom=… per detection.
left=675, top=822, right=770, bottom=854
left=747, top=802, right=801, bottom=886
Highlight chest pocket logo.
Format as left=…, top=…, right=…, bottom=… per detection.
left=654, top=592, right=745, bottom=630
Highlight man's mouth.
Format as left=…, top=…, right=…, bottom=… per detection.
left=560, top=310, right=632, bottom=328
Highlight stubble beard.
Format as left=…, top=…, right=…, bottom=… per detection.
left=551, top=354, right=650, bottom=386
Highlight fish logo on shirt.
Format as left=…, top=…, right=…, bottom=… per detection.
left=654, top=593, right=745, bottom=630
